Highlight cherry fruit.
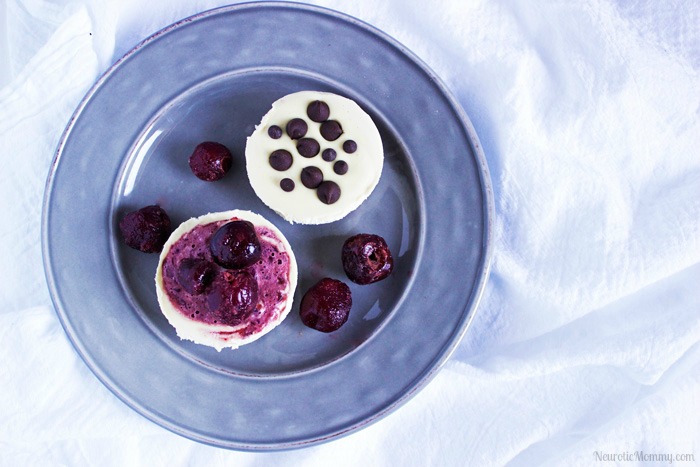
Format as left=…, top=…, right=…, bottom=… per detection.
left=207, top=270, right=259, bottom=324
left=209, top=220, right=261, bottom=269
left=341, top=234, right=394, bottom=284
left=176, top=258, right=215, bottom=295
left=299, top=278, right=352, bottom=333
left=119, top=205, right=171, bottom=253
left=188, top=141, right=232, bottom=181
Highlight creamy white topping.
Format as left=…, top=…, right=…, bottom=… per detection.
left=245, top=91, right=384, bottom=224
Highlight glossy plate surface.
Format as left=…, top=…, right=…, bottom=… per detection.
left=42, top=2, right=493, bottom=450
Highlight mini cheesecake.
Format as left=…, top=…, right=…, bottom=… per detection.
left=155, top=209, right=297, bottom=351
left=245, top=91, right=384, bottom=224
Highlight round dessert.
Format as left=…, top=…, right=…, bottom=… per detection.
left=155, top=210, right=298, bottom=351
left=245, top=91, right=384, bottom=224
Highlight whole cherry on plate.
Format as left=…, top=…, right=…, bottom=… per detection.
left=299, top=278, right=352, bottom=333
left=119, top=204, right=171, bottom=253
left=341, top=233, right=394, bottom=285
left=188, top=141, right=233, bottom=181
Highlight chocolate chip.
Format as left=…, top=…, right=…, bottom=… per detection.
left=268, top=125, right=283, bottom=139
left=300, top=166, right=323, bottom=189
left=317, top=181, right=341, bottom=204
left=320, top=120, right=343, bottom=141
left=269, top=149, right=293, bottom=171
left=333, top=160, right=348, bottom=175
left=307, top=100, right=330, bottom=122
left=322, top=148, right=337, bottom=162
left=343, top=140, right=357, bottom=153
left=297, top=138, right=320, bottom=158
left=280, top=178, right=295, bottom=192
left=286, top=118, right=308, bottom=139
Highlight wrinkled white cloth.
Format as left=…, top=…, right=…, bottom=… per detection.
left=1, top=0, right=699, bottom=465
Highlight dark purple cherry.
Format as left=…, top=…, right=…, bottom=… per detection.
left=299, top=278, right=352, bottom=332
left=307, top=100, right=330, bottom=122
left=207, top=270, right=259, bottom=324
left=341, top=234, right=394, bottom=284
left=188, top=141, right=233, bottom=181
left=320, top=120, right=343, bottom=141
left=176, top=258, right=215, bottom=295
left=210, top=220, right=261, bottom=269
left=119, top=205, right=171, bottom=253
left=286, top=118, right=308, bottom=139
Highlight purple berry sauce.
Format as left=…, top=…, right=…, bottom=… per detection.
left=161, top=218, right=291, bottom=337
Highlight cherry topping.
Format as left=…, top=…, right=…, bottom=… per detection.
left=119, top=205, right=171, bottom=253
left=299, top=278, right=352, bottom=332
left=176, top=258, right=215, bottom=295
left=209, top=220, right=261, bottom=269
left=341, top=234, right=394, bottom=284
left=207, top=270, right=259, bottom=324
left=188, top=142, right=232, bottom=181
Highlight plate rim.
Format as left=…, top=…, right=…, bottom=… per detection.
left=41, top=1, right=494, bottom=451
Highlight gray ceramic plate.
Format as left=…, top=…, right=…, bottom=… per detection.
left=42, top=2, right=493, bottom=450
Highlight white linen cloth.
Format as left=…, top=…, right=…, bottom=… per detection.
left=1, top=0, right=698, bottom=465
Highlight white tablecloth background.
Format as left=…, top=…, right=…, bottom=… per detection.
left=1, top=0, right=698, bottom=465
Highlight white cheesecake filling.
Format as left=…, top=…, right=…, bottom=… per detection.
left=155, top=209, right=298, bottom=351
left=245, top=91, right=384, bottom=224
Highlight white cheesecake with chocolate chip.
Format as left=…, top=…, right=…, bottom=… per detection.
left=245, top=91, right=384, bottom=224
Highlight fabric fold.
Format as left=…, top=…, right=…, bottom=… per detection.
left=0, top=4, right=98, bottom=313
